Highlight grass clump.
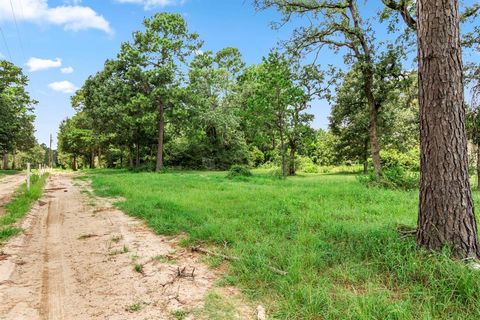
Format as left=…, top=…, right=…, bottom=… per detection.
left=172, top=310, right=189, bottom=319
left=0, top=174, right=48, bottom=243
left=358, top=166, right=419, bottom=191
left=0, top=226, right=22, bottom=241
left=125, top=303, right=142, bottom=312
left=87, top=169, right=480, bottom=319
left=226, top=165, right=252, bottom=179
left=134, top=263, right=144, bottom=274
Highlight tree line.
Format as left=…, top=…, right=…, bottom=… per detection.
left=0, top=60, right=47, bottom=170
left=59, top=11, right=420, bottom=176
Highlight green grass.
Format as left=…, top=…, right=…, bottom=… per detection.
left=0, top=174, right=48, bottom=242
left=0, top=170, right=20, bottom=178
left=87, top=169, right=480, bottom=319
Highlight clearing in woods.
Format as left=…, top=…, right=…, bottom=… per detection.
left=0, top=173, right=252, bottom=320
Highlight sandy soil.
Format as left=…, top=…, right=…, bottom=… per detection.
left=0, top=173, right=254, bottom=320
left=0, top=174, right=25, bottom=212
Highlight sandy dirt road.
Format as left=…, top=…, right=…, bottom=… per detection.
left=0, top=174, right=25, bottom=210
left=0, top=173, right=252, bottom=320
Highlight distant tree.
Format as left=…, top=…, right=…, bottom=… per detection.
left=330, top=63, right=418, bottom=172
left=57, top=113, right=94, bottom=171
left=0, top=60, right=37, bottom=169
left=287, top=63, right=323, bottom=175
left=239, top=52, right=317, bottom=176
left=182, top=48, right=249, bottom=168
left=124, top=13, right=202, bottom=171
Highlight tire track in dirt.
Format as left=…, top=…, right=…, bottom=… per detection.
left=0, top=173, right=253, bottom=319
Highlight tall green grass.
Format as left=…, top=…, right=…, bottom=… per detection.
left=0, top=174, right=48, bottom=241
left=89, top=170, right=480, bottom=319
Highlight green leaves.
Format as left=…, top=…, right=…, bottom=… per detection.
left=0, top=60, right=37, bottom=154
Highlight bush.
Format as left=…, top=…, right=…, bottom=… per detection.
left=226, top=165, right=252, bottom=178
left=130, top=162, right=155, bottom=172
left=358, top=166, right=419, bottom=191
left=248, top=146, right=265, bottom=168
left=296, top=156, right=319, bottom=173
left=379, top=148, right=420, bottom=171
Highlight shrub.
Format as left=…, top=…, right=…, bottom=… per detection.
left=226, top=165, right=252, bottom=178
left=130, top=162, right=155, bottom=172
left=268, top=168, right=285, bottom=179
left=248, top=146, right=265, bottom=167
left=358, top=166, right=419, bottom=191
left=296, top=156, right=319, bottom=173
left=379, top=148, right=420, bottom=171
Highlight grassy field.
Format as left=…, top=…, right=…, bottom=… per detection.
left=0, top=174, right=48, bottom=242
left=87, top=170, right=480, bottom=319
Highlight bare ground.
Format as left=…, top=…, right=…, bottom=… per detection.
left=0, top=174, right=25, bottom=213
left=0, top=173, right=254, bottom=320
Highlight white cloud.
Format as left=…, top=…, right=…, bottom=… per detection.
left=48, top=81, right=77, bottom=93
left=115, top=0, right=185, bottom=10
left=26, top=57, right=62, bottom=72
left=61, top=66, right=74, bottom=74
left=0, top=0, right=112, bottom=34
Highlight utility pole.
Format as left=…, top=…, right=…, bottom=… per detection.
left=49, top=134, right=53, bottom=168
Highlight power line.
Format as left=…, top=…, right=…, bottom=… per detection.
left=8, top=0, right=26, bottom=60
left=18, top=0, right=29, bottom=53
left=0, top=26, right=12, bottom=61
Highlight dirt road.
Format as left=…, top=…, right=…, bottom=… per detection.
left=0, top=174, right=25, bottom=210
left=0, top=173, right=251, bottom=319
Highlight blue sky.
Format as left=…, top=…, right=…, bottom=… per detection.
left=0, top=0, right=477, bottom=148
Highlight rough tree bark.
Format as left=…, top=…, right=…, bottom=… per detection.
left=417, top=0, right=480, bottom=258
left=155, top=101, right=165, bottom=172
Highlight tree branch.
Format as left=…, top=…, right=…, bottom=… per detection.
left=382, top=0, right=417, bottom=30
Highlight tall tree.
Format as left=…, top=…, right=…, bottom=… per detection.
left=0, top=60, right=37, bottom=169
left=386, top=0, right=480, bottom=258
left=184, top=48, right=249, bottom=168
left=126, top=13, right=202, bottom=171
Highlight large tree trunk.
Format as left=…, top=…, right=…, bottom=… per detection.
left=155, top=101, right=165, bottom=172
left=2, top=151, right=8, bottom=170
left=417, top=0, right=479, bottom=258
